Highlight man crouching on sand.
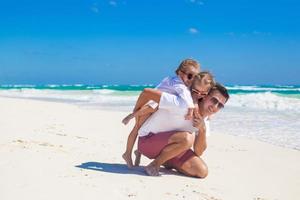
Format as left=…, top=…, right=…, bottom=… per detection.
left=136, top=83, right=229, bottom=177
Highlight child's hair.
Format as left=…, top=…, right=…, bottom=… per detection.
left=192, top=71, right=216, bottom=89
left=175, top=59, right=200, bottom=75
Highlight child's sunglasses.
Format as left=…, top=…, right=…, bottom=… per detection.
left=180, top=70, right=195, bottom=80
left=192, top=89, right=208, bottom=96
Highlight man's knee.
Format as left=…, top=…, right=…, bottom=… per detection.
left=181, top=157, right=208, bottom=178
left=181, top=132, right=194, bottom=149
left=194, top=163, right=208, bottom=178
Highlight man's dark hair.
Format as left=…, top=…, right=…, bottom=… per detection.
left=209, top=82, right=230, bottom=102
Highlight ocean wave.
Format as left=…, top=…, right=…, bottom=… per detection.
left=86, top=86, right=101, bottom=89
left=0, top=89, right=90, bottom=101
left=1, top=87, right=300, bottom=112
left=227, top=92, right=300, bottom=112
left=93, top=89, right=116, bottom=94
left=1, top=84, right=300, bottom=91
left=0, top=84, right=36, bottom=88
left=46, top=84, right=60, bottom=88
left=227, top=85, right=300, bottom=92
left=0, top=88, right=138, bottom=106
left=274, top=85, right=297, bottom=88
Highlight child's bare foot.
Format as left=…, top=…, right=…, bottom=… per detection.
left=122, top=152, right=134, bottom=168
left=122, top=113, right=134, bottom=125
left=134, top=150, right=141, bottom=166
left=144, top=162, right=160, bottom=176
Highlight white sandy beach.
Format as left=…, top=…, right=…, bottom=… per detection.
left=0, top=96, right=299, bottom=200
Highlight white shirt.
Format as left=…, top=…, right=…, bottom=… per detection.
left=138, top=92, right=210, bottom=137
left=148, top=76, right=194, bottom=109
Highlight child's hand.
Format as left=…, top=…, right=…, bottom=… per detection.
left=185, top=114, right=193, bottom=120
left=185, top=108, right=194, bottom=120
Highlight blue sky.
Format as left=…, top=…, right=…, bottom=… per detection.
left=0, top=0, right=299, bottom=85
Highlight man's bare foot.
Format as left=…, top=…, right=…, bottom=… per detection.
left=122, top=113, right=134, bottom=125
left=122, top=152, right=133, bottom=168
left=134, top=150, right=141, bottom=166
left=163, top=163, right=173, bottom=170
left=144, top=163, right=160, bottom=176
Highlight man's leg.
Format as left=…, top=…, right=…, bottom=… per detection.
left=145, top=131, right=194, bottom=176
left=175, top=155, right=208, bottom=178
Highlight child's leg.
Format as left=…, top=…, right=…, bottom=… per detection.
left=122, top=88, right=160, bottom=125
left=122, top=105, right=155, bottom=125
left=132, top=108, right=158, bottom=166
left=122, top=113, right=135, bottom=125
left=134, top=149, right=141, bottom=167
left=122, top=123, right=139, bottom=168
left=133, top=88, right=162, bottom=112
left=122, top=106, right=156, bottom=168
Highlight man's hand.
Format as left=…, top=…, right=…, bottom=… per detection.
left=193, top=105, right=201, bottom=119
left=193, top=117, right=207, bottom=157
left=193, top=117, right=205, bottom=130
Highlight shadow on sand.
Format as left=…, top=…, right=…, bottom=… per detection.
left=75, top=162, right=182, bottom=176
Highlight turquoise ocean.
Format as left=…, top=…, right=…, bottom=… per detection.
left=1, top=84, right=299, bottom=150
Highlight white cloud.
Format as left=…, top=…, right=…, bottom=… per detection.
left=225, top=32, right=235, bottom=36
left=198, top=1, right=204, bottom=5
left=252, top=30, right=271, bottom=36
left=190, top=0, right=204, bottom=5
left=225, top=31, right=271, bottom=37
left=189, top=28, right=199, bottom=34
left=253, top=30, right=261, bottom=35
left=90, top=3, right=99, bottom=13
left=109, top=1, right=117, bottom=6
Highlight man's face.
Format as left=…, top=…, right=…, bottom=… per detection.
left=198, top=90, right=227, bottom=117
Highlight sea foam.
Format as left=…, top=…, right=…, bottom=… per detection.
left=228, top=92, right=300, bottom=112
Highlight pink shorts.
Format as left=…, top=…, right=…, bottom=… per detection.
left=138, top=131, right=196, bottom=169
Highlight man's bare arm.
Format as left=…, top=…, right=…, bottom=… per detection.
left=133, top=88, right=162, bottom=112
left=193, top=120, right=207, bottom=156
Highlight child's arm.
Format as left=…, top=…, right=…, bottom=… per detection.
left=173, top=84, right=195, bottom=109
left=133, top=105, right=156, bottom=118
left=173, top=84, right=195, bottom=119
